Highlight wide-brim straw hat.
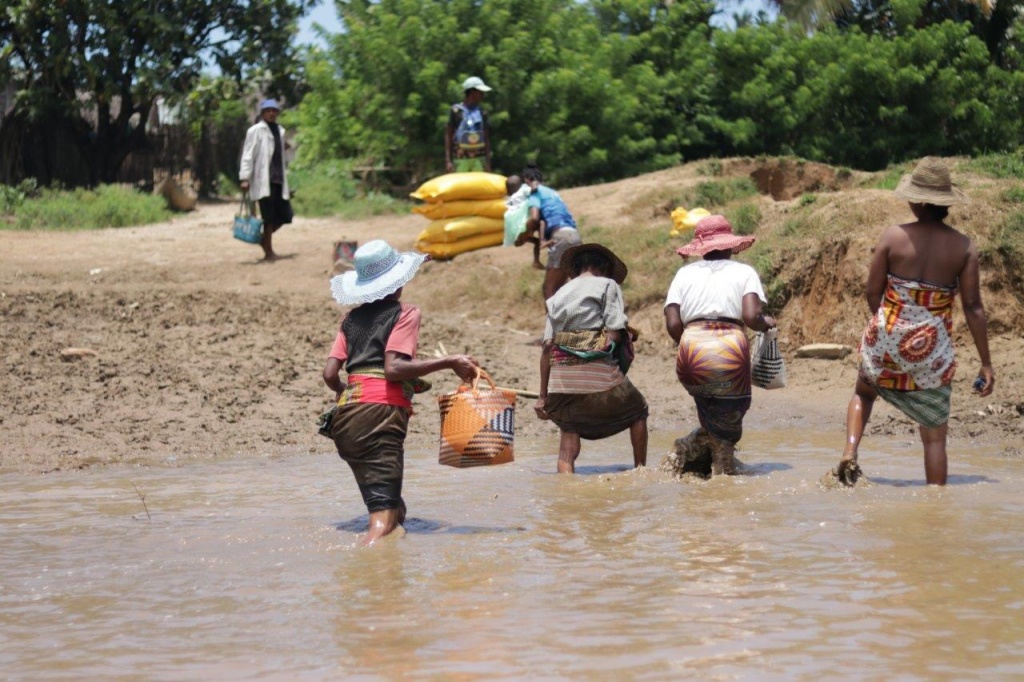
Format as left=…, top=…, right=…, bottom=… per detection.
left=561, top=243, right=628, bottom=284
left=330, top=239, right=428, bottom=306
left=893, top=157, right=968, bottom=206
left=676, top=215, right=755, bottom=258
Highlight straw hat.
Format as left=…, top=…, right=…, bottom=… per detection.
left=329, top=240, right=428, bottom=306
left=893, top=157, right=967, bottom=206
left=676, top=215, right=756, bottom=258
left=561, top=243, right=628, bottom=284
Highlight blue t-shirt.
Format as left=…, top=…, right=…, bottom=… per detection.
left=527, top=185, right=577, bottom=238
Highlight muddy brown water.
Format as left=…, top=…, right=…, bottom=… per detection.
left=2, top=431, right=1023, bottom=679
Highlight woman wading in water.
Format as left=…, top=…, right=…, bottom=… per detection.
left=535, top=244, right=649, bottom=474
left=664, top=215, right=776, bottom=476
left=322, top=240, right=478, bottom=545
left=836, top=157, right=994, bottom=486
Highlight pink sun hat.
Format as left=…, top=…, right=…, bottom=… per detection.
left=676, top=214, right=756, bottom=258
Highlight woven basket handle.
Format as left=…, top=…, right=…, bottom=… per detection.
left=470, top=367, right=497, bottom=392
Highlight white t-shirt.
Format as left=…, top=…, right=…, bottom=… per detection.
left=664, top=260, right=767, bottom=323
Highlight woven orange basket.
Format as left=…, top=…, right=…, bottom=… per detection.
left=437, top=368, right=516, bottom=468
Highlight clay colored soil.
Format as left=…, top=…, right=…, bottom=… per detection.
left=2, top=160, right=1022, bottom=474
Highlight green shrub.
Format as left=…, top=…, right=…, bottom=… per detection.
left=1003, top=187, right=1024, bottom=204
left=682, top=178, right=758, bottom=209
left=964, top=152, right=1024, bottom=180
left=727, top=202, right=762, bottom=235
left=994, top=210, right=1024, bottom=257
left=872, top=166, right=904, bottom=190
left=799, top=193, right=817, bottom=207
left=288, top=161, right=406, bottom=219
left=10, top=185, right=170, bottom=230
left=698, top=159, right=724, bottom=177
left=216, top=173, right=240, bottom=198
left=0, top=179, right=39, bottom=215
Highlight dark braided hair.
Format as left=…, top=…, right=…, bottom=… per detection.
left=523, top=163, right=543, bottom=183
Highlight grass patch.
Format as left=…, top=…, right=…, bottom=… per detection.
left=871, top=166, right=904, bottom=190
left=289, top=161, right=407, bottom=219
left=962, top=152, right=1024, bottom=180
left=583, top=223, right=678, bottom=309
left=993, top=210, right=1024, bottom=256
left=0, top=179, right=38, bottom=214
left=1002, top=186, right=1024, bottom=204
left=726, top=202, right=762, bottom=235
left=682, top=178, right=758, bottom=208
left=697, top=159, right=724, bottom=177
left=799, top=193, right=817, bottom=207
left=745, top=243, right=789, bottom=311
left=8, top=185, right=170, bottom=230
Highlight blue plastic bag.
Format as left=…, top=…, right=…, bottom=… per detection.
left=233, top=197, right=263, bottom=244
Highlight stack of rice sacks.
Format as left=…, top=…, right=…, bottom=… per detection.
left=410, top=172, right=508, bottom=260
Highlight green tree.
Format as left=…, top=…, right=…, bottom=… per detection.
left=0, top=0, right=313, bottom=186
left=291, top=0, right=715, bottom=185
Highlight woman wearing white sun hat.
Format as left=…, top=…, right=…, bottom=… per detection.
left=322, top=240, right=479, bottom=545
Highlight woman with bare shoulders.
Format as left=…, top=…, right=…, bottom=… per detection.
left=836, top=157, right=994, bottom=486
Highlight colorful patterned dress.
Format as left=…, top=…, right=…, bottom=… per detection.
left=859, top=274, right=957, bottom=427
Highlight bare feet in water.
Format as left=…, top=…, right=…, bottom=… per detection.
left=836, top=459, right=863, bottom=486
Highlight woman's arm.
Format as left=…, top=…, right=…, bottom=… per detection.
left=239, top=127, right=257, bottom=188
left=384, top=351, right=478, bottom=383
left=664, top=304, right=684, bottom=344
left=959, top=242, right=994, bottom=396
left=322, top=357, right=346, bottom=399
left=535, top=341, right=553, bottom=420
left=741, top=293, right=776, bottom=332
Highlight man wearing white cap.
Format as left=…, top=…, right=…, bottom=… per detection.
left=240, top=98, right=293, bottom=261
left=445, top=76, right=493, bottom=173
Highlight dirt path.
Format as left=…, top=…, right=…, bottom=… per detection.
left=2, top=182, right=1021, bottom=474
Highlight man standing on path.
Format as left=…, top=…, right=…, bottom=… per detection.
left=240, top=98, right=293, bottom=261
left=445, top=77, right=492, bottom=173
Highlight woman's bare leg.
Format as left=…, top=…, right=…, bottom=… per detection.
left=629, top=417, right=648, bottom=468
left=920, top=423, right=949, bottom=485
left=838, top=378, right=877, bottom=483
left=260, top=224, right=279, bottom=261
left=557, top=431, right=582, bottom=474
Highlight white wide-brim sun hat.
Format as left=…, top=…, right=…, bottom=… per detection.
left=329, top=239, right=428, bottom=306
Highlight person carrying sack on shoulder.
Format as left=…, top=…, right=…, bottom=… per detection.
left=239, top=98, right=293, bottom=261
left=445, top=77, right=492, bottom=173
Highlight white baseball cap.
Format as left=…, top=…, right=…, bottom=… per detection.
left=461, top=76, right=492, bottom=92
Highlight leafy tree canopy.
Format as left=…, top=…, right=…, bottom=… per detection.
left=0, top=0, right=314, bottom=185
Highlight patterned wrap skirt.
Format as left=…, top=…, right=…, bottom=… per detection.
left=676, top=320, right=752, bottom=445
left=546, top=338, right=648, bottom=440
left=329, top=402, right=409, bottom=513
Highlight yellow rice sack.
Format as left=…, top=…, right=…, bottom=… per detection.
left=410, top=172, right=508, bottom=203
left=412, top=198, right=508, bottom=220
left=416, top=216, right=504, bottom=244
left=416, top=231, right=504, bottom=260
left=669, top=207, right=711, bottom=236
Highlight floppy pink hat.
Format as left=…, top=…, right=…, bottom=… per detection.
left=676, top=215, right=756, bottom=258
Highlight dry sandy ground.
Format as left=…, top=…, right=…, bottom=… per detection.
left=2, top=174, right=1022, bottom=474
